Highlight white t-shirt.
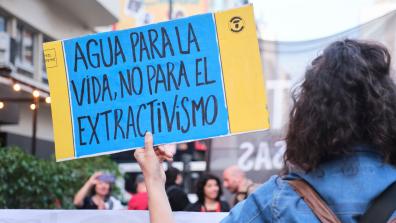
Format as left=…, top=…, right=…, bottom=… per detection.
left=105, top=196, right=124, bottom=210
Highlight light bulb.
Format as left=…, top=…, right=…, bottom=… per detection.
left=45, top=96, right=51, bottom=104
left=13, top=83, right=21, bottom=91
left=30, top=103, right=36, bottom=110
left=32, top=90, right=40, bottom=98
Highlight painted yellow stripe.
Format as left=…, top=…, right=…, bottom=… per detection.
left=43, top=41, right=75, bottom=161
left=215, top=5, right=270, bottom=133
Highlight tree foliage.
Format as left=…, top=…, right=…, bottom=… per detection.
left=0, top=147, right=120, bottom=209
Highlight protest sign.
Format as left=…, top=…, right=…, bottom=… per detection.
left=43, top=5, right=269, bottom=161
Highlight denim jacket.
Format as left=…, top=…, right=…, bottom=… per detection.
left=221, top=147, right=396, bottom=223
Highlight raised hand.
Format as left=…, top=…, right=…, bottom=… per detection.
left=133, top=132, right=175, bottom=223
left=134, top=132, right=173, bottom=184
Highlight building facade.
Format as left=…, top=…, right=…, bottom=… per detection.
left=0, top=0, right=118, bottom=159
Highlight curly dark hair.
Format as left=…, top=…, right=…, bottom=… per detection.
left=196, top=174, right=222, bottom=204
left=285, top=39, right=396, bottom=171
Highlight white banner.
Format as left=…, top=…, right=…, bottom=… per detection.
left=0, top=210, right=227, bottom=223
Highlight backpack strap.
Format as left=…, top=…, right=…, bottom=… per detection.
left=359, top=182, right=396, bottom=223
left=288, top=179, right=341, bottom=223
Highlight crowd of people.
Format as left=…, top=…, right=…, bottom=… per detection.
left=73, top=164, right=257, bottom=212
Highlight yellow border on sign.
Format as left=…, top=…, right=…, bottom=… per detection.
left=215, top=5, right=270, bottom=133
left=43, top=41, right=75, bottom=161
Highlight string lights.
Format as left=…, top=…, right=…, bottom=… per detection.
left=30, top=103, right=36, bottom=110
left=0, top=77, right=51, bottom=110
left=32, top=89, right=40, bottom=98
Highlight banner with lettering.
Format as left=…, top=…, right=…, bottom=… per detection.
left=43, top=5, right=269, bottom=161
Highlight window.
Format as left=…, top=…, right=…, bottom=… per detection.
left=22, top=29, right=34, bottom=66
left=0, top=15, right=9, bottom=67
left=41, top=36, right=53, bottom=83
left=0, top=16, right=6, bottom=32
left=41, top=53, right=47, bottom=83
left=125, top=0, right=143, bottom=14
left=16, top=23, right=35, bottom=75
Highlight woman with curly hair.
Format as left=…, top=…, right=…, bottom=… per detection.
left=134, top=39, right=396, bottom=222
left=185, top=174, right=230, bottom=212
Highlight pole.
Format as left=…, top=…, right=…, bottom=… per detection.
left=168, top=0, right=173, bottom=20
left=205, top=140, right=212, bottom=173
left=31, top=98, right=38, bottom=155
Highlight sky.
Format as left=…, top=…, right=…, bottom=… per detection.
left=250, top=0, right=396, bottom=41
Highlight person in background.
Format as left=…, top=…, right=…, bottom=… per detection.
left=185, top=174, right=230, bottom=212
left=165, top=166, right=190, bottom=211
left=74, top=172, right=123, bottom=210
left=128, top=174, right=148, bottom=210
left=223, top=165, right=258, bottom=206
left=173, top=142, right=194, bottom=161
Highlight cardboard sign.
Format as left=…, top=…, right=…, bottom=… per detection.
left=43, top=5, right=269, bottom=161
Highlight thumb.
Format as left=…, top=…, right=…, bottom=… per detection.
left=144, top=132, right=155, bottom=153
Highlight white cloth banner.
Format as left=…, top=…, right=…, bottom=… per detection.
left=0, top=210, right=227, bottom=223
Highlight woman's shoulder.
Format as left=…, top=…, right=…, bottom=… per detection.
left=221, top=175, right=287, bottom=223
left=76, top=196, right=96, bottom=209
left=219, top=200, right=230, bottom=212
left=250, top=175, right=291, bottom=207
left=184, top=201, right=202, bottom=212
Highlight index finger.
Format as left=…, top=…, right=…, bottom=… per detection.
left=144, top=132, right=154, bottom=153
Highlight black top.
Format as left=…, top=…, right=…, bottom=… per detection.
left=76, top=196, right=99, bottom=209
left=166, top=185, right=190, bottom=211
left=75, top=196, right=116, bottom=209
left=185, top=201, right=230, bottom=212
